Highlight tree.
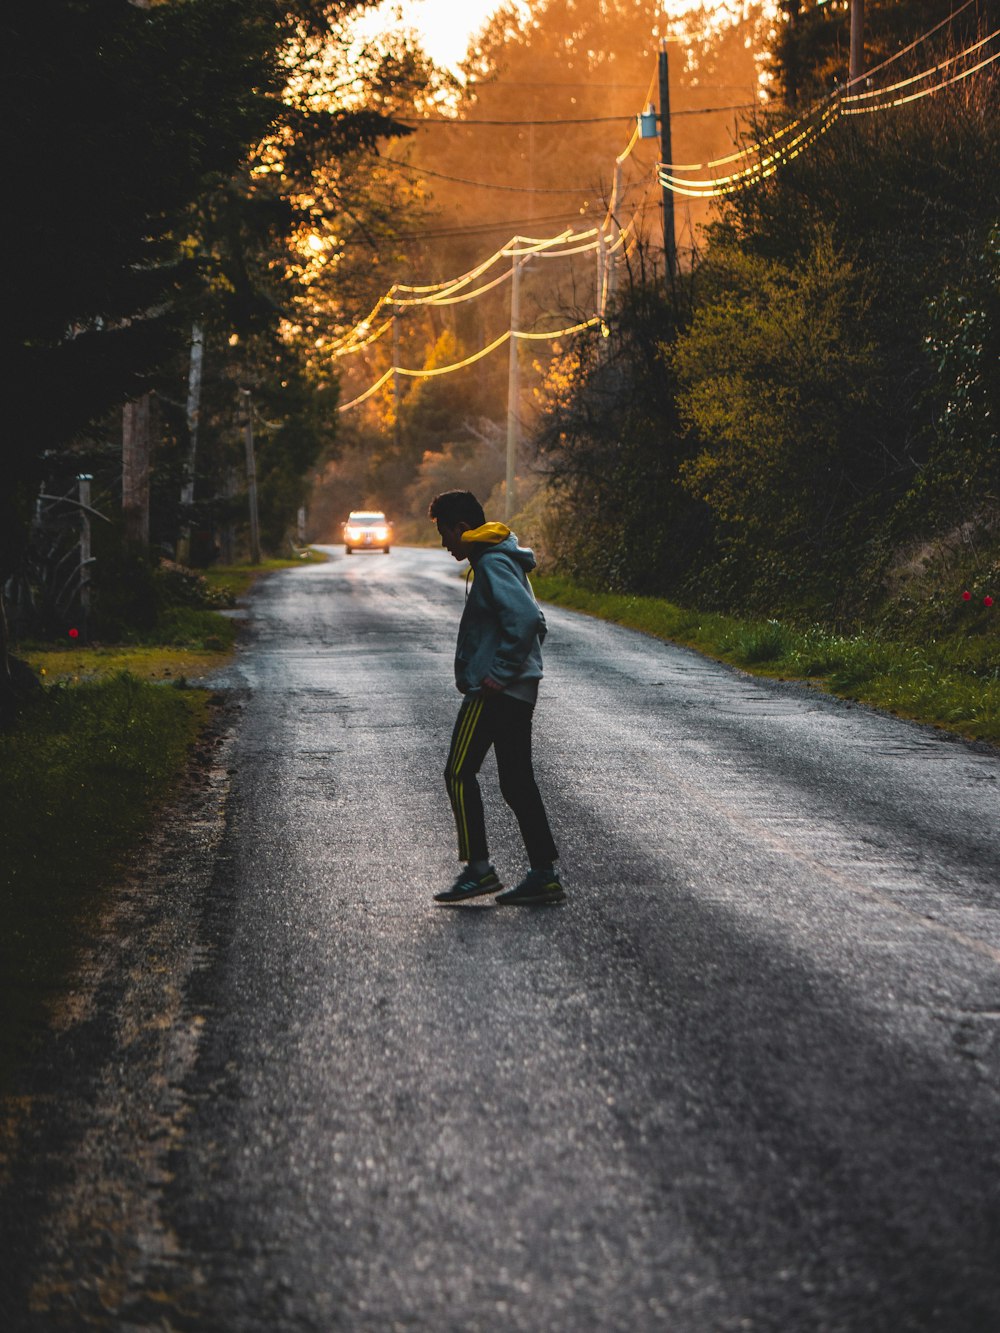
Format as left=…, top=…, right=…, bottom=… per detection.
left=687, top=54, right=1000, bottom=615
left=532, top=252, right=708, bottom=595
left=672, top=233, right=879, bottom=615
left=2, top=0, right=283, bottom=713
left=1, top=0, right=431, bottom=713
left=767, top=0, right=993, bottom=107
left=914, top=223, right=1000, bottom=526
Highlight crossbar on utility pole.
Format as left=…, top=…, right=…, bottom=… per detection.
left=659, top=39, right=678, bottom=287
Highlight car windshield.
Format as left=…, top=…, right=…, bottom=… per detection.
left=348, top=512, right=385, bottom=525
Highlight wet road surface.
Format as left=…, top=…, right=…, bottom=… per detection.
left=2, top=546, right=999, bottom=1331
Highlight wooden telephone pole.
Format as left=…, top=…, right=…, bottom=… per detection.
left=850, top=0, right=865, bottom=83
left=659, top=39, right=678, bottom=286
left=505, top=251, right=524, bottom=524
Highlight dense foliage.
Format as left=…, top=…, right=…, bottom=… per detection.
left=2, top=0, right=437, bottom=712
left=533, top=262, right=710, bottom=592
left=534, top=9, right=1000, bottom=634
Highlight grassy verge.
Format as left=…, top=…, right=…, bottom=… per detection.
left=18, top=552, right=327, bottom=685
left=0, top=674, right=210, bottom=1086
left=200, top=549, right=327, bottom=601
left=0, top=554, right=326, bottom=1087
left=532, top=575, right=999, bottom=746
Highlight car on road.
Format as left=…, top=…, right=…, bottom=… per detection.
left=343, top=510, right=392, bottom=554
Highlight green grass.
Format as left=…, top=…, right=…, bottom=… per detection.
left=22, top=641, right=233, bottom=685
left=200, top=549, right=327, bottom=602
left=0, top=673, right=211, bottom=1087
left=532, top=575, right=1000, bottom=745
left=1, top=553, right=330, bottom=1088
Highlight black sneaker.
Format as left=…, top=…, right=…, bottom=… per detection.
left=495, top=868, right=565, bottom=906
left=434, top=866, right=503, bottom=903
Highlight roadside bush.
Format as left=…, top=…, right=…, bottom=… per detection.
left=722, top=620, right=795, bottom=665
left=155, top=560, right=236, bottom=610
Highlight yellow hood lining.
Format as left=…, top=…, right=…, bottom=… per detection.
left=463, top=522, right=511, bottom=545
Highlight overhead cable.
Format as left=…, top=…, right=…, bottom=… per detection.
left=841, top=28, right=1000, bottom=113
left=847, top=0, right=980, bottom=86
left=336, top=318, right=601, bottom=412
left=330, top=226, right=602, bottom=356
left=843, top=25, right=999, bottom=102
left=380, top=155, right=594, bottom=194
left=395, top=103, right=755, bottom=128
left=659, top=23, right=999, bottom=195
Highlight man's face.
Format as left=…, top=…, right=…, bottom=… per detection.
left=437, top=520, right=469, bottom=562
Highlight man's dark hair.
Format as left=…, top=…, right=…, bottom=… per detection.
left=428, top=489, right=485, bottom=528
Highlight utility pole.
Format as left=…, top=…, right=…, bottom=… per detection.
left=392, top=310, right=402, bottom=454
left=178, top=320, right=204, bottom=564
left=242, top=389, right=261, bottom=564
left=122, top=393, right=151, bottom=550
left=849, top=0, right=865, bottom=83
left=659, top=39, right=678, bottom=287
left=597, top=226, right=607, bottom=319
left=505, top=252, right=524, bottom=524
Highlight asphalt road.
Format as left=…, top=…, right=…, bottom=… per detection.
left=2, top=545, right=999, bottom=1332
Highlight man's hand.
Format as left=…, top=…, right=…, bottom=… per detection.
left=481, top=675, right=506, bottom=693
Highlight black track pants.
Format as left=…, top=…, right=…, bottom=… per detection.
left=444, top=692, right=558, bottom=869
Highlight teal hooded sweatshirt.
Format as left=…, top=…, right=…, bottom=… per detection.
left=454, top=523, right=546, bottom=700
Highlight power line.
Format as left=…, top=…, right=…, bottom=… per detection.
left=395, top=103, right=756, bottom=128
left=659, top=22, right=1000, bottom=197
left=334, top=211, right=598, bottom=244
left=847, top=0, right=980, bottom=87
left=328, top=226, right=599, bottom=356
left=842, top=26, right=1000, bottom=110
left=332, top=4, right=994, bottom=412
left=337, top=318, right=602, bottom=412
left=379, top=154, right=595, bottom=194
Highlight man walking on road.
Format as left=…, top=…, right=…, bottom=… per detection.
left=429, top=489, right=564, bottom=906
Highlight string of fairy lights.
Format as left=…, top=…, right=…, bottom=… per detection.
left=333, top=5, right=998, bottom=411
